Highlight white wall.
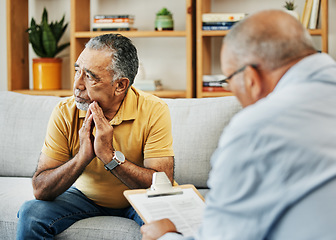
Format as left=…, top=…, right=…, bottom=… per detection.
left=1, top=0, right=336, bottom=91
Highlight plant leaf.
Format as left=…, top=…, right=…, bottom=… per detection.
left=52, top=15, right=66, bottom=43
left=55, top=42, right=70, bottom=56
left=26, top=7, right=69, bottom=58
left=41, top=18, right=57, bottom=57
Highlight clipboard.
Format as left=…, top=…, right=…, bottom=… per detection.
left=124, top=172, right=205, bottom=237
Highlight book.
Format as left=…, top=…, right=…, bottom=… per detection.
left=202, top=21, right=238, bottom=27
left=202, top=13, right=247, bottom=22
left=133, top=79, right=163, bottom=91
left=92, top=22, right=134, bottom=28
left=203, top=74, right=225, bottom=82
left=308, top=0, right=320, bottom=29
left=93, top=18, right=134, bottom=24
left=92, top=27, right=137, bottom=31
left=202, top=25, right=232, bottom=31
left=301, top=0, right=314, bottom=28
left=94, top=14, right=135, bottom=20
left=203, top=86, right=230, bottom=92
left=124, top=172, right=205, bottom=237
left=203, top=81, right=223, bottom=87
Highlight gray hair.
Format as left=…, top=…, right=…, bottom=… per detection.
left=224, top=10, right=316, bottom=71
left=85, top=34, right=139, bottom=85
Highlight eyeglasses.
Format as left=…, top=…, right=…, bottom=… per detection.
left=211, top=64, right=258, bottom=90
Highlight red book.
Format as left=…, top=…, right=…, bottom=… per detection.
left=203, top=87, right=230, bottom=92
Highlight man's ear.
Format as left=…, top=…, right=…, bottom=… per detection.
left=244, top=66, right=263, bottom=102
left=114, top=78, right=130, bottom=96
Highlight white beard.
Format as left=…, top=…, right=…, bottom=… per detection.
left=74, top=89, right=90, bottom=111
left=75, top=101, right=90, bottom=111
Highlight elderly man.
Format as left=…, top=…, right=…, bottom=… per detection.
left=141, top=9, right=336, bottom=240
left=16, top=34, right=174, bottom=239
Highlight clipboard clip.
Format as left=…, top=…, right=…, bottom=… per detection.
left=147, top=172, right=183, bottom=198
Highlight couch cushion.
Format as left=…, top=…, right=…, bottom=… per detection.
left=164, top=96, right=241, bottom=188
left=55, top=216, right=141, bottom=240
left=0, top=177, right=141, bottom=239
left=0, top=91, right=62, bottom=177
left=0, top=177, right=34, bottom=239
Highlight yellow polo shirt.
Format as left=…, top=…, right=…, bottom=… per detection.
left=42, top=87, right=174, bottom=208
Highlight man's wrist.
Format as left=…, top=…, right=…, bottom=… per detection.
left=103, top=151, right=125, bottom=171
left=98, top=151, right=114, bottom=165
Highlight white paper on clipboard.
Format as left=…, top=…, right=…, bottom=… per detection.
left=124, top=172, right=205, bottom=237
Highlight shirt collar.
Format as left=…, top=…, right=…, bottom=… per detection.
left=78, top=86, right=138, bottom=126
left=110, top=86, right=137, bottom=125
left=274, top=53, right=335, bottom=92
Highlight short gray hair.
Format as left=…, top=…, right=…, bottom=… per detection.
left=224, top=10, right=316, bottom=70
left=85, top=34, right=139, bottom=85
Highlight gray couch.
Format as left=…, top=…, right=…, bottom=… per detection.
left=0, top=91, right=241, bottom=240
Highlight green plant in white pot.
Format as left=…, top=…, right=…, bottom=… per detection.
left=155, top=7, right=174, bottom=31
left=26, top=7, right=70, bottom=90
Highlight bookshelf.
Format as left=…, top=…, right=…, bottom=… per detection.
left=6, top=0, right=330, bottom=99
left=195, top=0, right=329, bottom=98
left=70, top=0, right=194, bottom=98
left=6, top=0, right=194, bottom=98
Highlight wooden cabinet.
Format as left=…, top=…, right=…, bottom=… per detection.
left=195, top=0, right=329, bottom=98
left=70, top=0, right=194, bottom=98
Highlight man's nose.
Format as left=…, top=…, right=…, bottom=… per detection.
left=74, top=70, right=85, bottom=91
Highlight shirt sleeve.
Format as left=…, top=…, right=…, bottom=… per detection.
left=41, top=102, right=71, bottom=162
left=143, top=102, right=174, bottom=159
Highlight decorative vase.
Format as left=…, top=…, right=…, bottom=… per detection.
left=155, top=15, right=174, bottom=31
left=33, top=58, right=62, bottom=90
left=285, top=10, right=300, bottom=20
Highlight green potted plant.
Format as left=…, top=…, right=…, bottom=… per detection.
left=283, top=1, right=299, bottom=20
left=155, top=7, right=174, bottom=31
left=26, top=8, right=70, bottom=90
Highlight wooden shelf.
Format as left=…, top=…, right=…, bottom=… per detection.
left=147, top=90, right=187, bottom=98
left=308, top=29, right=323, bottom=35
left=201, top=30, right=229, bottom=37
left=12, top=89, right=186, bottom=99
left=74, top=30, right=188, bottom=38
left=195, top=0, right=329, bottom=98
left=6, top=0, right=329, bottom=99
left=13, top=89, right=73, bottom=97
left=201, top=28, right=324, bottom=37
left=201, top=91, right=233, bottom=98
left=70, top=0, right=194, bottom=99
left=6, top=0, right=194, bottom=99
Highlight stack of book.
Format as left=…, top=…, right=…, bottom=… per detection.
left=202, top=74, right=229, bottom=92
left=92, top=14, right=136, bottom=31
left=133, top=79, right=163, bottom=91
left=202, top=13, right=247, bottom=31
left=301, top=0, right=321, bottom=29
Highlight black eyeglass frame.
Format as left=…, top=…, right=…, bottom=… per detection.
left=218, top=64, right=259, bottom=85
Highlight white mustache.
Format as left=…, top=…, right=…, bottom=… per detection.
left=74, top=89, right=82, bottom=97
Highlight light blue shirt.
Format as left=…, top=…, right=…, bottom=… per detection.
left=160, top=53, right=336, bottom=240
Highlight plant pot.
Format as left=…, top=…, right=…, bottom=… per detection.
left=155, top=15, right=174, bottom=31
left=285, top=10, right=300, bottom=20
left=33, top=58, right=62, bottom=90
